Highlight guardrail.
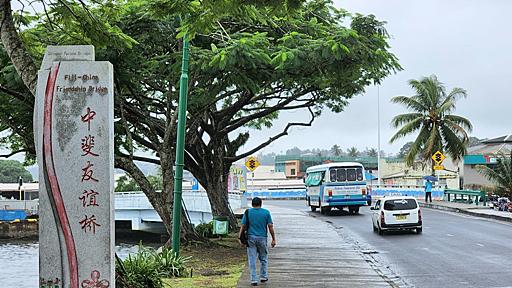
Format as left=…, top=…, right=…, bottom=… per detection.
left=245, top=189, right=306, bottom=200
left=444, top=189, right=487, bottom=206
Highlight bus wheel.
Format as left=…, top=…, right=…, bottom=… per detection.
left=310, top=206, right=316, bottom=212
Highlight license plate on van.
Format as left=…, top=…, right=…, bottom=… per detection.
left=395, top=215, right=407, bottom=221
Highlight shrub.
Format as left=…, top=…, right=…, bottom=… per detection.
left=195, top=221, right=214, bottom=238
left=116, top=246, right=163, bottom=288
left=116, top=244, right=190, bottom=288
left=155, top=246, right=191, bottom=277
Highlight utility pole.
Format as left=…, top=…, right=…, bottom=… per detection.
left=377, top=86, right=382, bottom=187
left=171, top=35, right=190, bottom=256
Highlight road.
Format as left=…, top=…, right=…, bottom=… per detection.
left=268, top=200, right=512, bottom=288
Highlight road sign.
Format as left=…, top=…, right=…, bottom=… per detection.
left=432, top=151, right=446, bottom=165
left=433, top=165, right=444, bottom=170
left=245, top=156, right=260, bottom=172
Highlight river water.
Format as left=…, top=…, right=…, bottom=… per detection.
left=0, top=241, right=142, bottom=288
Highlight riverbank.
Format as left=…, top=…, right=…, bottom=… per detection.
left=164, top=235, right=246, bottom=288
left=0, top=220, right=38, bottom=239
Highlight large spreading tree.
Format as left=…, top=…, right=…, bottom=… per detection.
left=0, top=0, right=400, bottom=238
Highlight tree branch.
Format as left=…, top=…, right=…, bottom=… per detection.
left=0, top=149, right=27, bottom=158
left=226, top=107, right=316, bottom=162
left=220, top=88, right=314, bottom=134
left=117, top=152, right=161, bottom=165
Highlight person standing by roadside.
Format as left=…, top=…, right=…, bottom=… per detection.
left=425, top=179, right=433, bottom=203
left=238, top=197, right=276, bottom=286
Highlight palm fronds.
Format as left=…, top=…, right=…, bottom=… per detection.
left=477, top=152, right=512, bottom=197
left=390, top=75, right=472, bottom=167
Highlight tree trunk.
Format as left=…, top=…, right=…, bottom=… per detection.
left=199, top=145, right=238, bottom=230
left=205, top=174, right=238, bottom=230
left=159, top=149, right=198, bottom=243
left=0, top=0, right=38, bottom=96
left=115, top=155, right=199, bottom=243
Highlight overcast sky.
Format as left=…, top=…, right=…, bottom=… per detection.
left=5, top=1, right=512, bottom=164
left=241, top=0, right=512, bottom=156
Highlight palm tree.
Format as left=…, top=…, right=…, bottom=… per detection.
left=478, top=152, right=512, bottom=197
left=331, top=144, right=342, bottom=156
left=347, top=147, right=359, bottom=157
left=367, top=148, right=378, bottom=157
left=390, top=75, right=472, bottom=168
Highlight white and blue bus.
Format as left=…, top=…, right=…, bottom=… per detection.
left=305, top=162, right=370, bottom=214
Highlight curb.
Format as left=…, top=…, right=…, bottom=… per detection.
left=419, top=202, right=512, bottom=223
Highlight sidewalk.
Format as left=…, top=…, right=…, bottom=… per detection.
left=418, top=200, right=512, bottom=223
left=237, top=205, right=395, bottom=288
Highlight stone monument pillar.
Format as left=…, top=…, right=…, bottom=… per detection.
left=36, top=46, right=114, bottom=288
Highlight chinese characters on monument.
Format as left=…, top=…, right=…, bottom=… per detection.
left=36, top=46, right=114, bottom=288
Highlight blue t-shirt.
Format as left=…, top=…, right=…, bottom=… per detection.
left=241, top=208, right=273, bottom=237
left=425, top=181, right=433, bottom=192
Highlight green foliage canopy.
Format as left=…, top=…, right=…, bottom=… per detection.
left=0, top=159, right=33, bottom=183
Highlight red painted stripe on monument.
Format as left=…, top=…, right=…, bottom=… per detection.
left=43, top=62, right=79, bottom=288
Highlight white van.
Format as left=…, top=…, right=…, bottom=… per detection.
left=370, top=196, right=422, bottom=235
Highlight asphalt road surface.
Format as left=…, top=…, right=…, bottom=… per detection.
left=268, top=200, right=512, bottom=288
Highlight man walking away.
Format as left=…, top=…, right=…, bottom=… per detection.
left=425, top=179, right=433, bottom=203
left=238, top=197, right=276, bottom=286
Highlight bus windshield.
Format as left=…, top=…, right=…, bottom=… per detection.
left=329, top=167, right=363, bottom=182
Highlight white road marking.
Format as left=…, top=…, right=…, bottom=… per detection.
left=446, top=233, right=455, bottom=237
left=476, top=243, right=484, bottom=247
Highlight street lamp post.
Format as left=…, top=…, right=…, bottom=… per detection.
left=171, top=35, right=190, bottom=256
left=377, top=86, right=382, bottom=187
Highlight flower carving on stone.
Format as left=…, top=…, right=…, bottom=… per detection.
left=81, top=270, right=109, bottom=288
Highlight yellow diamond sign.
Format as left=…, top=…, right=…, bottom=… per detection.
left=245, top=156, right=260, bottom=172
left=432, top=151, right=446, bottom=165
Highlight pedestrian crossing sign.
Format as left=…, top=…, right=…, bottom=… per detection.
left=432, top=151, right=446, bottom=165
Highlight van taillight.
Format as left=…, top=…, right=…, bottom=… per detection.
left=418, top=209, right=422, bottom=222
left=328, top=190, right=332, bottom=197
left=362, top=188, right=366, bottom=195
left=380, top=211, right=385, bottom=224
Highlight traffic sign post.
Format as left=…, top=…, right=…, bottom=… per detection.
left=245, top=156, right=260, bottom=191
left=432, top=151, right=446, bottom=165
left=245, top=156, right=260, bottom=172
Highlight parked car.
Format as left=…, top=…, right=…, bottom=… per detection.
left=371, top=196, right=422, bottom=235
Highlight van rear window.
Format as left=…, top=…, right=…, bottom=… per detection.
left=384, top=199, right=418, bottom=210
left=329, top=167, right=363, bottom=182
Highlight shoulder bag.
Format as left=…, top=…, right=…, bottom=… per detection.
left=239, top=209, right=250, bottom=245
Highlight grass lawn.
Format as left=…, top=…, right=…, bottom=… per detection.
left=164, top=234, right=246, bottom=288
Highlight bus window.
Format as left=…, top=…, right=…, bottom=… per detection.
left=336, top=169, right=346, bottom=182
left=330, top=169, right=337, bottom=182
left=346, top=169, right=356, bottom=181
left=356, top=168, right=363, bottom=181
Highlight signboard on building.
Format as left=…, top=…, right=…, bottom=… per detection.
left=228, top=164, right=247, bottom=192
left=36, top=46, right=114, bottom=288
